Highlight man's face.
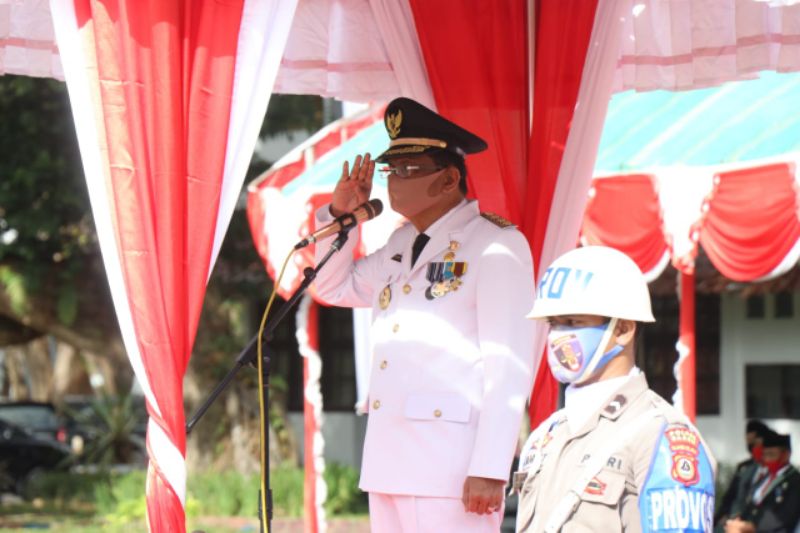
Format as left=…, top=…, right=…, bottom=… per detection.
left=383, top=154, right=455, bottom=217
left=383, top=154, right=443, bottom=180
left=762, top=446, right=790, bottom=464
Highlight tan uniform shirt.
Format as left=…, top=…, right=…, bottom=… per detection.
left=516, top=374, right=716, bottom=532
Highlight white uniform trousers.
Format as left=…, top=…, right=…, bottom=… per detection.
left=368, top=492, right=503, bottom=533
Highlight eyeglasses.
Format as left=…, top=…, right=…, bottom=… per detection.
left=377, top=164, right=444, bottom=179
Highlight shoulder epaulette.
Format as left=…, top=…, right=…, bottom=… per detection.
left=480, top=212, right=514, bottom=228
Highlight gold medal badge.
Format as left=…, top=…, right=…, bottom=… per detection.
left=379, top=285, right=392, bottom=310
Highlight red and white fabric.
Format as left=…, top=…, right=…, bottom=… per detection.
left=581, top=158, right=800, bottom=420
left=615, top=0, right=800, bottom=92
left=49, top=1, right=296, bottom=530
left=0, top=0, right=62, bottom=79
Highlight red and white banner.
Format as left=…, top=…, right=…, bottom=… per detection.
left=582, top=158, right=800, bottom=419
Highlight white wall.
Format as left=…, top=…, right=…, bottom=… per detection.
left=287, top=411, right=367, bottom=469
left=696, top=291, right=800, bottom=467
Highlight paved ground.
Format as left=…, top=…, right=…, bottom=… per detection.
left=186, top=517, right=370, bottom=532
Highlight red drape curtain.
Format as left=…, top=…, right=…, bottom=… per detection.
left=409, top=0, right=600, bottom=429
left=72, top=1, right=244, bottom=529
left=523, top=0, right=600, bottom=428
left=303, top=301, right=321, bottom=532
left=698, top=163, right=800, bottom=281
left=407, top=1, right=529, bottom=224
left=581, top=174, right=668, bottom=275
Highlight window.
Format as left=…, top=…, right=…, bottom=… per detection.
left=746, top=294, right=765, bottom=319
left=636, top=291, right=721, bottom=415
left=695, top=294, right=720, bottom=415
left=637, top=294, right=678, bottom=404
left=746, top=364, right=800, bottom=419
left=317, top=306, right=358, bottom=411
left=774, top=292, right=794, bottom=319
left=285, top=305, right=359, bottom=412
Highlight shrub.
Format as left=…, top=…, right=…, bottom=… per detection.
left=323, top=462, right=368, bottom=516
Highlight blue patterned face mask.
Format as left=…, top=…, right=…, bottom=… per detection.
left=546, top=317, right=624, bottom=384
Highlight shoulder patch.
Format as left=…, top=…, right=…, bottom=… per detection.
left=639, top=422, right=715, bottom=532
left=480, top=212, right=514, bottom=228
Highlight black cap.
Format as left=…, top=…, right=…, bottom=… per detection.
left=763, top=431, right=791, bottom=450
left=375, top=97, right=488, bottom=163
left=747, top=419, right=770, bottom=437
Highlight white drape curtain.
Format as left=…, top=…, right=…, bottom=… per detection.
left=274, top=0, right=398, bottom=101
left=615, top=0, right=800, bottom=92
left=273, top=0, right=433, bottom=104
left=210, top=0, right=300, bottom=272
left=367, top=0, right=435, bottom=108
left=0, top=0, right=62, bottom=79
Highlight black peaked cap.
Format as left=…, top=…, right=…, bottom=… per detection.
left=763, top=431, right=791, bottom=450
left=375, top=97, right=488, bottom=162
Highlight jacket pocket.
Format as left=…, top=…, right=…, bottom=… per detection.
left=404, top=392, right=471, bottom=423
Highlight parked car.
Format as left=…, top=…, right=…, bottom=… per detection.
left=0, top=401, right=71, bottom=445
left=0, top=418, right=70, bottom=494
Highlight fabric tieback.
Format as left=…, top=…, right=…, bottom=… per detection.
left=411, top=233, right=430, bottom=267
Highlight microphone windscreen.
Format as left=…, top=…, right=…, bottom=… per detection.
left=366, top=198, right=383, bottom=219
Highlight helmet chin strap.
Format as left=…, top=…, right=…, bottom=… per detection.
left=574, top=317, right=620, bottom=385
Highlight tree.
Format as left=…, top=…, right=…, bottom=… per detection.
left=0, top=74, right=324, bottom=469
left=0, top=75, right=129, bottom=396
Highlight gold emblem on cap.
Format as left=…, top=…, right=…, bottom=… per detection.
left=386, top=109, right=403, bottom=139
left=379, top=285, right=392, bottom=310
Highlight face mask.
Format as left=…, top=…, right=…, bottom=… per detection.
left=752, top=445, right=763, bottom=464
left=546, top=317, right=624, bottom=384
left=764, top=457, right=787, bottom=477
left=388, top=169, right=445, bottom=219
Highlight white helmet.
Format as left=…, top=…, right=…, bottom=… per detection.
left=527, top=245, right=655, bottom=322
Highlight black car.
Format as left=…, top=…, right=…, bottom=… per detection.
left=0, top=401, right=72, bottom=445
left=0, top=418, right=70, bottom=494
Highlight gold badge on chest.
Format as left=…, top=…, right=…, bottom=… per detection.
left=379, top=285, right=392, bottom=310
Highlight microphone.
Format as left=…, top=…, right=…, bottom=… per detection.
left=294, top=198, right=383, bottom=250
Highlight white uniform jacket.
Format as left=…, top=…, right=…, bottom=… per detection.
left=313, top=199, right=535, bottom=498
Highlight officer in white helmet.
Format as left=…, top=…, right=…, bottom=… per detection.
left=515, top=246, right=717, bottom=533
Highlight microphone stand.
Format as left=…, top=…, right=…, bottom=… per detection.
left=186, top=228, right=351, bottom=533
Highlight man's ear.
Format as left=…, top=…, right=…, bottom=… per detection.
left=440, top=166, right=460, bottom=193
left=615, top=319, right=637, bottom=346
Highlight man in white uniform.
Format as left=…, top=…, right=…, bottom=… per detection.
left=312, top=97, right=536, bottom=532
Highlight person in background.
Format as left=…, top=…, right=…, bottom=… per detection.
left=725, top=432, right=800, bottom=533
left=515, top=245, right=716, bottom=532
left=715, top=420, right=771, bottom=530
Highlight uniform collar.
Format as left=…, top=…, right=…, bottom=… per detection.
left=563, top=368, right=648, bottom=437
left=405, top=199, right=476, bottom=275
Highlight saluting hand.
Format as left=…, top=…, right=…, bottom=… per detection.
left=462, top=476, right=505, bottom=515
left=330, top=153, right=374, bottom=217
